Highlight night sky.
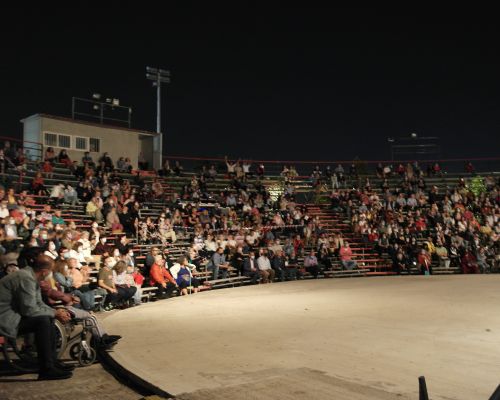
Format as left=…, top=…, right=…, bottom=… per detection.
left=1, top=5, right=499, bottom=162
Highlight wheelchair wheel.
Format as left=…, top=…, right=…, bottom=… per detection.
left=77, top=346, right=96, bottom=366
left=69, top=343, right=81, bottom=361
left=54, top=320, right=68, bottom=359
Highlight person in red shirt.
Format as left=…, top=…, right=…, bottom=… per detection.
left=31, top=171, right=47, bottom=196
left=339, top=242, right=358, bottom=270
left=415, top=217, right=427, bottom=231
left=149, top=255, right=178, bottom=299
left=418, top=249, right=432, bottom=274
left=293, top=234, right=304, bottom=256
left=461, top=250, right=479, bottom=274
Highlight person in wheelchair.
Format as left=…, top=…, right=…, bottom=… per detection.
left=39, top=255, right=121, bottom=350
left=0, top=250, right=74, bottom=380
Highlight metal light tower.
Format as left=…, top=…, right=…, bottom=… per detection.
left=146, top=66, right=171, bottom=169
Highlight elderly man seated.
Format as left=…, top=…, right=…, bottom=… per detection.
left=0, top=250, right=74, bottom=380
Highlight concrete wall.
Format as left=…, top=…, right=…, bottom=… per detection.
left=22, top=115, right=43, bottom=161
left=22, top=115, right=158, bottom=169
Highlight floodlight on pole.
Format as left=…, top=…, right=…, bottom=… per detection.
left=146, top=66, right=171, bottom=170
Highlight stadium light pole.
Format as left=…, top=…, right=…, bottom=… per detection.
left=146, top=66, right=171, bottom=169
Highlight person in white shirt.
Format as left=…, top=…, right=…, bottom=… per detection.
left=0, top=201, right=9, bottom=219
left=44, top=241, right=59, bottom=260
left=204, top=234, right=218, bottom=254
left=225, top=156, right=237, bottom=177
left=50, top=183, right=65, bottom=201
left=257, top=251, right=275, bottom=283
left=77, top=231, right=94, bottom=261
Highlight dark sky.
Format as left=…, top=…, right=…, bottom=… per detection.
left=1, top=4, right=499, bottom=162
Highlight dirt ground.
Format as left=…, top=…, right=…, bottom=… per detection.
left=0, top=311, right=145, bottom=400
left=0, top=363, right=143, bottom=400
left=104, top=275, right=500, bottom=400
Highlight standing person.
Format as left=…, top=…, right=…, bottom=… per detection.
left=0, top=252, right=73, bottom=380
left=418, top=249, right=433, bottom=275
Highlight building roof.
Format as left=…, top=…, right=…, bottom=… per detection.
left=20, top=113, right=159, bottom=136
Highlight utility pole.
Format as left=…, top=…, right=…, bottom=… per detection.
left=146, top=67, right=171, bottom=169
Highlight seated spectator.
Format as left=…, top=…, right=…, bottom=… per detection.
left=304, top=249, right=321, bottom=278
left=125, top=262, right=143, bottom=306
left=44, top=240, right=59, bottom=260
left=31, top=171, right=48, bottom=196
left=57, top=257, right=97, bottom=311
left=58, top=149, right=72, bottom=168
left=64, top=184, right=78, bottom=206
left=242, top=251, right=261, bottom=284
left=42, top=160, right=54, bottom=178
left=257, top=250, right=275, bottom=283
left=44, top=147, right=56, bottom=164
left=461, top=249, right=479, bottom=274
left=339, top=242, right=358, bottom=271
left=0, top=251, right=73, bottom=380
left=112, top=260, right=137, bottom=307
left=98, top=257, right=121, bottom=311
left=169, top=256, right=200, bottom=295
left=52, top=209, right=65, bottom=226
left=99, top=152, right=114, bottom=172
left=86, top=195, right=104, bottom=223
left=392, top=250, right=410, bottom=275
left=210, top=247, right=230, bottom=280
left=435, top=242, right=450, bottom=268
left=271, top=249, right=287, bottom=281
left=116, top=157, right=127, bottom=172
left=39, top=255, right=121, bottom=349
left=82, top=151, right=95, bottom=168
left=149, top=254, right=178, bottom=299
left=476, top=247, right=491, bottom=273
left=106, top=207, right=123, bottom=232
left=50, top=183, right=65, bottom=204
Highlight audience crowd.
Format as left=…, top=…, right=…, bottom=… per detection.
left=0, top=140, right=498, bottom=380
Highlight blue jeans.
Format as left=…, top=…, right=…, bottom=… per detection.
left=212, top=265, right=228, bottom=280
left=342, top=260, right=358, bottom=270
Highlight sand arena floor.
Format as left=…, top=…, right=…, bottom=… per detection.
left=104, top=275, right=500, bottom=400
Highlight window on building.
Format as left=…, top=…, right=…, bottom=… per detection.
left=89, top=137, right=100, bottom=153
left=44, top=132, right=57, bottom=147
left=75, top=137, right=88, bottom=151
left=58, top=134, right=71, bottom=148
